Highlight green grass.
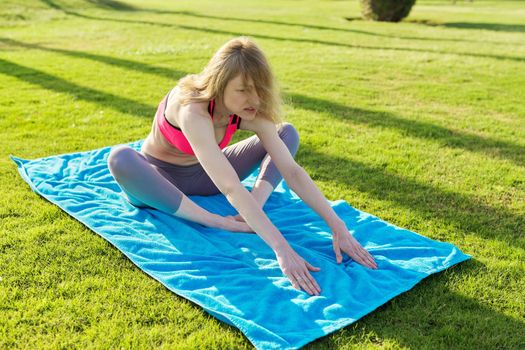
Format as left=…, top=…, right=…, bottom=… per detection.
left=1, top=0, right=524, bottom=348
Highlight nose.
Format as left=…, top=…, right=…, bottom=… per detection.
left=251, top=90, right=260, bottom=108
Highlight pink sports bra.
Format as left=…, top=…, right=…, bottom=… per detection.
left=156, top=90, right=242, bottom=156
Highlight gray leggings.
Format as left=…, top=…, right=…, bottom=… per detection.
left=107, top=122, right=300, bottom=212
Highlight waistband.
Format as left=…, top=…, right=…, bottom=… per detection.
left=142, top=151, right=202, bottom=170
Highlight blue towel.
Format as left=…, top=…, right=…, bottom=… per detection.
left=10, top=140, right=471, bottom=350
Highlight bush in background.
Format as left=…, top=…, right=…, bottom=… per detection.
left=360, top=0, right=417, bottom=22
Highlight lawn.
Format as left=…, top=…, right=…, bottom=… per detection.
left=0, top=0, right=524, bottom=348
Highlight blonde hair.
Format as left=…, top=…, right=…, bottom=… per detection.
left=174, top=36, right=285, bottom=125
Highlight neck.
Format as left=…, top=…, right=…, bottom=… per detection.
left=212, top=98, right=231, bottom=124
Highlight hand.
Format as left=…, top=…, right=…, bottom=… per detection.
left=275, top=246, right=322, bottom=296
left=332, top=221, right=377, bottom=269
left=225, top=213, right=245, bottom=223
left=220, top=215, right=254, bottom=233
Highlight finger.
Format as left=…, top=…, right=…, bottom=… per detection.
left=355, top=244, right=376, bottom=269
left=332, top=239, right=343, bottom=264
left=348, top=247, right=369, bottom=267
left=359, top=245, right=374, bottom=265
left=335, top=249, right=343, bottom=264
left=360, top=246, right=377, bottom=268
left=303, top=271, right=321, bottom=295
left=230, top=221, right=252, bottom=233
left=299, top=271, right=320, bottom=296
left=288, top=275, right=299, bottom=290
left=288, top=273, right=302, bottom=292
left=299, top=276, right=316, bottom=296
left=357, top=249, right=376, bottom=269
left=357, top=248, right=374, bottom=268
left=346, top=240, right=369, bottom=264
left=241, top=223, right=255, bottom=233
left=300, top=270, right=320, bottom=296
left=292, top=272, right=315, bottom=296
left=304, top=260, right=321, bottom=272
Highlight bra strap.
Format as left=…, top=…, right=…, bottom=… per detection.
left=209, top=99, right=237, bottom=126
left=208, top=99, right=215, bottom=119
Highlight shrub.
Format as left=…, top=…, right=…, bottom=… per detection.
left=360, top=0, right=417, bottom=22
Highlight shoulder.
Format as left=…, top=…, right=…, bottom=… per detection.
left=177, top=102, right=214, bottom=133
left=238, top=116, right=277, bottom=137
left=165, top=90, right=211, bottom=127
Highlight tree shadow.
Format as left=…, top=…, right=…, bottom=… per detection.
left=4, top=32, right=523, bottom=169
left=39, top=0, right=64, bottom=10
left=409, top=18, right=525, bottom=34
left=3, top=37, right=523, bottom=170
left=40, top=0, right=136, bottom=11
left=0, top=58, right=155, bottom=118
left=39, top=0, right=525, bottom=63
left=129, top=9, right=509, bottom=46
left=288, top=93, right=525, bottom=169
left=97, top=3, right=517, bottom=46
left=343, top=16, right=362, bottom=22
left=296, top=142, right=524, bottom=250
left=4, top=58, right=521, bottom=247
left=443, top=22, right=525, bottom=33
left=84, top=0, right=137, bottom=11
left=307, top=260, right=525, bottom=349
left=405, top=18, right=442, bottom=26
left=0, top=37, right=186, bottom=81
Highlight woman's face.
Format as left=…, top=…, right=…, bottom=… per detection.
left=222, top=74, right=260, bottom=121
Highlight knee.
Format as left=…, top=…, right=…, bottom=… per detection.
left=277, top=122, right=300, bottom=154
left=107, top=145, right=140, bottom=177
left=278, top=122, right=299, bottom=141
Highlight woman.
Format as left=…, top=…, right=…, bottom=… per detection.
left=108, top=36, right=377, bottom=296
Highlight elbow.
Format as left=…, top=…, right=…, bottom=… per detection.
left=223, top=182, right=245, bottom=199
left=289, top=164, right=304, bottom=181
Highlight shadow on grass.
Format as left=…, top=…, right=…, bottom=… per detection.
left=0, top=38, right=186, bottom=81
left=41, top=0, right=136, bottom=11
left=408, top=18, right=525, bottom=33
left=289, top=93, right=525, bottom=168
left=62, top=2, right=519, bottom=47
left=443, top=22, right=525, bottom=33
left=125, top=9, right=511, bottom=46
left=4, top=60, right=521, bottom=249
left=295, top=142, right=524, bottom=250
left=39, top=0, right=525, bottom=63
left=2, top=38, right=523, bottom=171
left=0, top=58, right=155, bottom=117
left=84, top=0, right=137, bottom=11
left=2, top=34, right=522, bottom=251
left=306, top=260, right=525, bottom=349
left=103, top=126, right=521, bottom=253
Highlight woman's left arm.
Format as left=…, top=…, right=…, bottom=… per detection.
left=287, top=166, right=377, bottom=269
left=287, top=166, right=342, bottom=229
left=234, top=117, right=377, bottom=268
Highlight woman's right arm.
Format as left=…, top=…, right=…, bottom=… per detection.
left=178, top=107, right=290, bottom=251
left=179, top=108, right=321, bottom=295
left=227, top=184, right=322, bottom=295
left=219, top=167, right=323, bottom=296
